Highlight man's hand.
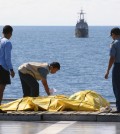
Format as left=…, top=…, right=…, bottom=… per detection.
left=10, top=70, right=15, bottom=78
left=49, top=89, right=55, bottom=95
left=105, top=70, right=109, bottom=79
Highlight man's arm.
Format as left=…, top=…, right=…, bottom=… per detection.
left=41, top=78, right=51, bottom=95
left=5, top=42, right=13, bottom=69
left=5, top=42, right=15, bottom=78
left=105, top=56, right=115, bottom=79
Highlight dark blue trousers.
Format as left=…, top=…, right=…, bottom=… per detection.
left=112, top=63, right=120, bottom=111
left=18, top=71, right=39, bottom=97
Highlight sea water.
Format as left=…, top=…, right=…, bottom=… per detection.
left=0, top=26, right=117, bottom=101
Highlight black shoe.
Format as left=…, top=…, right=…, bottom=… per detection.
left=0, top=109, right=7, bottom=113
left=111, top=110, right=120, bottom=113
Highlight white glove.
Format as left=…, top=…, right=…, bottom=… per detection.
left=49, top=88, right=57, bottom=94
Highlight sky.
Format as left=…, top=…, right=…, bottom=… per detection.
left=0, top=0, right=120, bottom=26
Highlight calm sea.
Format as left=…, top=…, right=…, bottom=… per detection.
left=0, top=26, right=117, bottom=101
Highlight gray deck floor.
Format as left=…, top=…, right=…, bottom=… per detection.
left=0, top=121, right=120, bottom=134
left=0, top=108, right=120, bottom=122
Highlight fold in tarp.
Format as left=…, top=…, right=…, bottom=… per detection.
left=0, top=90, right=110, bottom=112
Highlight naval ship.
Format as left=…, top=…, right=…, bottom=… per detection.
left=75, top=10, right=88, bottom=38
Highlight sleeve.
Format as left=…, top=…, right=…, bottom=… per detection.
left=5, top=42, right=13, bottom=70
left=110, top=43, right=116, bottom=57
left=38, top=67, right=48, bottom=79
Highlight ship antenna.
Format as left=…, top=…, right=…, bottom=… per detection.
left=80, top=9, right=85, bottom=21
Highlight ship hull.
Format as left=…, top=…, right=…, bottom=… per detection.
left=75, top=28, right=88, bottom=38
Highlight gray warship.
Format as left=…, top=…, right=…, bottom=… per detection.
left=75, top=10, right=88, bottom=38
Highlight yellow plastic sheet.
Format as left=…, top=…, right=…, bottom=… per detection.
left=0, top=90, right=110, bottom=112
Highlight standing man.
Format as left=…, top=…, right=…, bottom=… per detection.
left=105, top=27, right=120, bottom=113
left=0, top=25, right=15, bottom=106
left=18, top=62, right=60, bottom=97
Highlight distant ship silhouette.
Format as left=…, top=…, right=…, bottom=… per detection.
left=75, top=10, right=88, bottom=38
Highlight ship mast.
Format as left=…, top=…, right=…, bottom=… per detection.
left=79, top=10, right=85, bottom=21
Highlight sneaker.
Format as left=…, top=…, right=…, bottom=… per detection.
left=0, top=109, right=7, bottom=113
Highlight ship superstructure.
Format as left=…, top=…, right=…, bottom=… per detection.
left=75, top=10, right=88, bottom=38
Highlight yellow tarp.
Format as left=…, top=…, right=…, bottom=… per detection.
left=0, top=90, right=110, bottom=112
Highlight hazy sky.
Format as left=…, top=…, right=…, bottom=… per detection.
left=0, top=0, right=120, bottom=26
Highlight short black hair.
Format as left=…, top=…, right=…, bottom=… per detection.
left=50, top=62, right=60, bottom=70
left=110, top=27, right=120, bottom=36
left=3, top=25, right=13, bottom=34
